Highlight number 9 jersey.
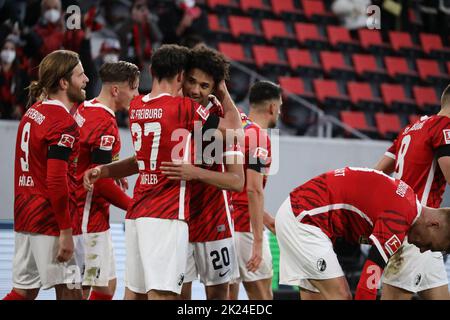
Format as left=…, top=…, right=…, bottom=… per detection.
left=385, top=115, right=450, bottom=208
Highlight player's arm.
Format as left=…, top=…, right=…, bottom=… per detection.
left=374, top=155, right=395, bottom=175
left=84, top=156, right=138, bottom=192
left=263, top=211, right=276, bottom=235
left=355, top=246, right=386, bottom=300
left=436, top=143, right=450, bottom=183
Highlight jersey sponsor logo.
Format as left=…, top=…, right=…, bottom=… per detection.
left=443, top=129, right=450, bottom=144
left=253, top=147, right=268, bottom=161
left=395, top=181, right=408, bottom=198
left=317, top=258, right=327, bottom=272
left=58, top=134, right=75, bottom=148
left=219, top=269, right=231, bottom=277
left=196, top=105, right=209, bottom=120
left=384, top=235, right=401, bottom=256
left=100, top=135, right=115, bottom=151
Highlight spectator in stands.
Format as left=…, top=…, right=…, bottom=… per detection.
left=0, top=35, right=30, bottom=119
left=331, top=0, right=372, bottom=30
left=157, top=0, right=207, bottom=46
left=117, top=0, right=162, bottom=92
left=91, top=38, right=121, bottom=97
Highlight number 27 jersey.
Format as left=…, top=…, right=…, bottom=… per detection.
left=385, top=115, right=450, bottom=208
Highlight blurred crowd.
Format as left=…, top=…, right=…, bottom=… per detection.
left=0, top=0, right=207, bottom=126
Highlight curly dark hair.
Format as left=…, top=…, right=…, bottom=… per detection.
left=151, top=44, right=190, bottom=80
left=186, top=44, right=230, bottom=89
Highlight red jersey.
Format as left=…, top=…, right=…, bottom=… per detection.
left=188, top=142, right=242, bottom=242
left=385, top=115, right=450, bottom=208
left=290, top=167, right=421, bottom=263
left=74, top=99, right=121, bottom=233
left=14, top=99, right=80, bottom=236
left=127, top=93, right=216, bottom=221
left=232, top=113, right=271, bottom=232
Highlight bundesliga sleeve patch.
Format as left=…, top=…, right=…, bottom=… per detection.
left=57, top=134, right=75, bottom=148
left=253, top=147, right=269, bottom=161
left=384, top=235, right=401, bottom=256
left=100, top=135, right=115, bottom=151
left=196, top=105, right=210, bottom=120
left=443, top=129, right=450, bottom=144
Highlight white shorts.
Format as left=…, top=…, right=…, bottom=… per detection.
left=125, top=218, right=188, bottom=294
left=82, top=230, right=116, bottom=287
left=275, top=197, right=345, bottom=293
left=232, top=231, right=273, bottom=283
left=12, top=232, right=83, bottom=290
left=185, top=237, right=237, bottom=286
left=383, top=240, right=448, bottom=293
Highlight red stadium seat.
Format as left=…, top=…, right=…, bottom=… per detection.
left=375, top=113, right=402, bottom=139
left=347, top=81, right=383, bottom=110
left=409, top=114, right=422, bottom=125
left=389, top=31, right=422, bottom=55
left=358, top=29, right=391, bottom=52
left=319, top=51, right=355, bottom=78
left=252, top=45, right=287, bottom=69
left=419, top=33, right=450, bottom=57
left=341, top=111, right=377, bottom=134
left=286, top=48, right=322, bottom=75
left=271, top=0, right=303, bottom=17
left=206, top=0, right=239, bottom=10
left=228, top=15, right=262, bottom=39
left=313, top=79, right=350, bottom=108
left=412, top=86, right=440, bottom=112
left=240, top=0, right=271, bottom=15
left=301, top=0, right=334, bottom=21
left=380, top=83, right=416, bottom=112
left=207, top=14, right=230, bottom=38
left=416, top=59, right=450, bottom=83
left=278, top=76, right=315, bottom=99
left=326, top=25, right=360, bottom=51
left=217, top=42, right=250, bottom=63
left=261, top=19, right=295, bottom=43
left=384, top=56, right=419, bottom=82
left=295, top=22, right=328, bottom=48
left=352, top=53, right=388, bottom=80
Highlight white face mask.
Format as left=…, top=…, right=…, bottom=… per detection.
left=1, top=49, right=15, bottom=64
left=103, top=54, right=119, bottom=63
left=44, top=9, right=61, bottom=24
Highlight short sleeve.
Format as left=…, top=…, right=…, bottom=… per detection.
left=184, top=97, right=219, bottom=133
left=247, top=128, right=271, bottom=174
left=46, top=115, right=79, bottom=161
left=90, top=119, right=120, bottom=164
left=430, top=118, right=450, bottom=158
left=385, top=140, right=397, bottom=160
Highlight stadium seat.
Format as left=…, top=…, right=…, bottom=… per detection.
left=412, top=86, right=440, bottom=114
left=295, top=22, right=328, bottom=49
left=416, top=59, right=450, bottom=84
left=409, top=114, right=422, bottom=124
left=261, top=19, right=296, bottom=45
left=326, top=25, right=360, bottom=52
left=217, top=42, right=251, bottom=64
left=384, top=56, right=419, bottom=83
left=347, top=81, right=384, bottom=110
left=301, top=0, right=336, bottom=23
left=286, top=48, right=322, bottom=76
left=389, top=31, right=423, bottom=56
left=271, top=0, right=303, bottom=19
left=358, top=29, right=391, bottom=54
left=380, top=83, right=416, bottom=113
left=320, top=51, right=355, bottom=79
left=228, top=15, right=263, bottom=41
left=252, top=45, right=287, bottom=69
left=419, top=33, right=450, bottom=58
left=206, top=0, right=240, bottom=12
left=240, top=0, right=272, bottom=17
left=352, top=53, right=389, bottom=81
left=340, top=111, right=377, bottom=136
left=207, top=14, right=231, bottom=40
left=278, top=76, right=315, bottom=101
left=313, top=79, right=350, bottom=110
left=375, top=112, right=402, bottom=139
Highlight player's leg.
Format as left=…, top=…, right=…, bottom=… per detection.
left=242, top=278, right=273, bottom=300
left=3, top=288, right=39, bottom=300
left=124, top=219, right=147, bottom=300
left=380, top=283, right=413, bottom=300
left=90, top=278, right=117, bottom=300
left=180, top=282, right=192, bottom=300
left=205, top=283, right=229, bottom=300
left=418, top=285, right=450, bottom=300
left=124, top=287, right=147, bottom=300
left=180, top=243, right=197, bottom=300
left=308, top=277, right=352, bottom=300
left=55, top=284, right=83, bottom=300
left=228, top=282, right=240, bottom=300
left=147, top=289, right=179, bottom=300
left=299, top=288, right=325, bottom=300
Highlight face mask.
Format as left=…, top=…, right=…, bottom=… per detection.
left=103, top=54, right=119, bottom=63
left=44, top=9, right=61, bottom=24
left=1, top=49, right=15, bottom=64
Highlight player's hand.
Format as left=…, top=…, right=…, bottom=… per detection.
left=57, top=228, right=74, bottom=263
left=83, top=166, right=102, bottom=192
left=161, top=162, right=199, bottom=181
left=208, top=95, right=224, bottom=117
left=214, top=80, right=229, bottom=102
left=264, top=212, right=276, bottom=235
left=115, top=177, right=129, bottom=191
left=246, top=239, right=263, bottom=273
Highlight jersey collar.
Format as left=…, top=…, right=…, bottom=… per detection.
left=43, top=99, right=70, bottom=113
left=142, top=93, right=172, bottom=103
left=84, top=99, right=116, bottom=117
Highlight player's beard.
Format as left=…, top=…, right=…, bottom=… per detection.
left=67, top=82, right=86, bottom=104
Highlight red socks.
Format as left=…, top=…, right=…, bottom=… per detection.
left=3, top=290, right=27, bottom=300
left=88, top=291, right=113, bottom=300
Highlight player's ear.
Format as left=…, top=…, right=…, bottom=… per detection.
left=111, top=85, right=119, bottom=97
left=177, top=70, right=185, bottom=83
left=59, top=78, right=69, bottom=91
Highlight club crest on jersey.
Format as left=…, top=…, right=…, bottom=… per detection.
left=317, top=258, right=327, bottom=272
left=253, top=147, right=268, bottom=161
left=100, top=135, right=115, bottom=151
left=414, top=274, right=422, bottom=286
left=177, top=273, right=185, bottom=287
left=58, top=134, right=75, bottom=148
left=443, top=129, right=450, bottom=144
left=196, top=105, right=209, bottom=120
left=385, top=235, right=401, bottom=256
